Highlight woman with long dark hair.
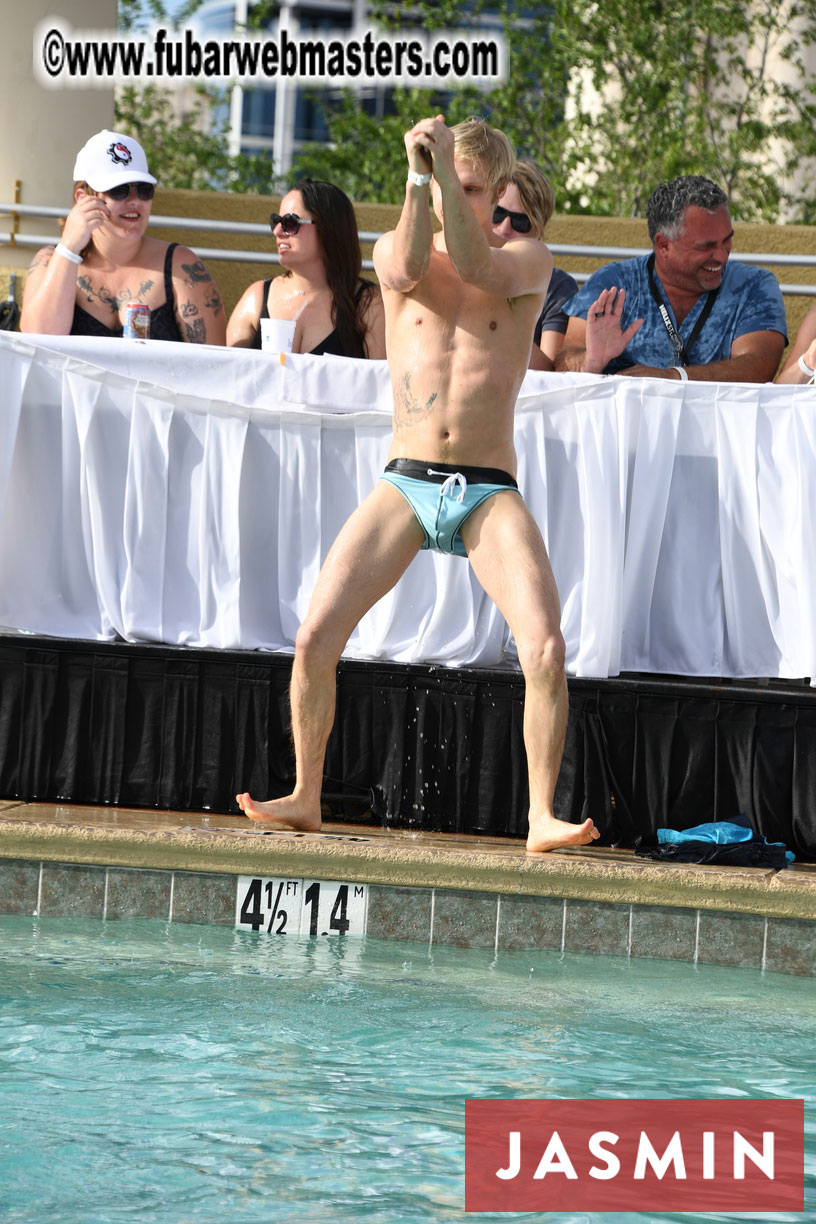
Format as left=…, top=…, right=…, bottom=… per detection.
left=227, top=179, right=385, bottom=358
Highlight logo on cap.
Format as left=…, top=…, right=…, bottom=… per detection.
left=107, top=142, right=133, bottom=167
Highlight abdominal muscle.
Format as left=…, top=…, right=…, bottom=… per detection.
left=385, top=297, right=533, bottom=475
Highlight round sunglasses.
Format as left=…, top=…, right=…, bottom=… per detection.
left=270, top=212, right=315, bottom=236
left=103, top=182, right=155, bottom=201
left=492, top=204, right=532, bottom=234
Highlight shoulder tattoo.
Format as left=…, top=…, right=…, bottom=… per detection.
left=180, top=258, right=212, bottom=288
left=29, top=248, right=54, bottom=272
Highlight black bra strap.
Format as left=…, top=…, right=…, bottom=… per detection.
left=163, top=242, right=177, bottom=308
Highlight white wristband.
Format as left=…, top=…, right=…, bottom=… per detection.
left=407, top=170, right=432, bottom=187
left=674, top=366, right=689, bottom=381
left=798, top=353, right=816, bottom=382
left=55, top=242, right=82, bottom=266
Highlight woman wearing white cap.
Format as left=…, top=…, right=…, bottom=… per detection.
left=21, top=129, right=226, bottom=343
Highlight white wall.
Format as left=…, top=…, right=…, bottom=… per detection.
left=1, top=1, right=116, bottom=269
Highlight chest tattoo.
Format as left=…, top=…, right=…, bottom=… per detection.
left=395, top=372, right=438, bottom=421
left=77, top=276, right=155, bottom=316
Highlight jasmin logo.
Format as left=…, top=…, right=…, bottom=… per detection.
left=107, top=141, right=132, bottom=167
left=465, top=1098, right=804, bottom=1212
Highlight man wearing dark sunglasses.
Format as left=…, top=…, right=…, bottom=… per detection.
left=491, top=204, right=533, bottom=234
left=236, top=114, right=600, bottom=856
left=492, top=163, right=579, bottom=371
left=21, top=129, right=225, bottom=344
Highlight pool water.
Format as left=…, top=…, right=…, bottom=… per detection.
left=0, top=914, right=813, bottom=1224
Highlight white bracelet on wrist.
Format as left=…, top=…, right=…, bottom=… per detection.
left=55, top=242, right=82, bottom=266
left=407, top=170, right=432, bottom=187
left=674, top=365, right=689, bottom=381
left=798, top=353, right=816, bottom=383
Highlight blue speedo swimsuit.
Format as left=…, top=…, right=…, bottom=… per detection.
left=380, top=458, right=520, bottom=557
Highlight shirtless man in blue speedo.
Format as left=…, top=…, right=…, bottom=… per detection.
left=237, top=114, right=599, bottom=854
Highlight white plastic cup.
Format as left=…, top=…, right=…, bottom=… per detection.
left=261, top=318, right=296, bottom=353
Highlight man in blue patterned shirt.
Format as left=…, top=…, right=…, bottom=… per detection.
left=556, top=176, right=787, bottom=383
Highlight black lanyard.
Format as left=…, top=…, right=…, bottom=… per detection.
left=646, top=254, right=720, bottom=367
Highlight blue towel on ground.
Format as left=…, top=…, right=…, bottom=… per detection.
left=636, top=813, right=795, bottom=866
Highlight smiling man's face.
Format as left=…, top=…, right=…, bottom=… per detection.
left=655, top=204, right=734, bottom=296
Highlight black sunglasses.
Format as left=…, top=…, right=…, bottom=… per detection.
left=492, top=204, right=532, bottom=234
left=270, top=212, right=315, bottom=236
left=104, top=182, right=155, bottom=201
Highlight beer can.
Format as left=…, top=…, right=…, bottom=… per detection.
left=123, top=303, right=150, bottom=339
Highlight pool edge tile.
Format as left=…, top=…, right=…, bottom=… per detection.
left=367, top=885, right=433, bottom=943
left=0, top=858, right=40, bottom=915
left=40, top=862, right=106, bottom=918
left=696, top=910, right=766, bottom=970
left=106, top=867, right=173, bottom=921
left=564, top=898, right=631, bottom=957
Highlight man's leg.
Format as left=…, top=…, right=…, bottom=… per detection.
left=461, top=492, right=600, bottom=853
left=237, top=482, right=424, bottom=828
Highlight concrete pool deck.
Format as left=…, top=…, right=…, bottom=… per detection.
left=1, top=800, right=815, bottom=974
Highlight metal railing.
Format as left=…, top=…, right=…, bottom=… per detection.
left=0, top=203, right=381, bottom=271
left=3, top=202, right=816, bottom=294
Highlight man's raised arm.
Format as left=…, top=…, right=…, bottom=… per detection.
left=373, top=122, right=436, bottom=293
left=418, top=115, right=551, bottom=300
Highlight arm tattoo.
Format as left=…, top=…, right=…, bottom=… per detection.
left=394, top=372, right=438, bottom=421
left=181, top=299, right=200, bottom=319
left=205, top=286, right=223, bottom=317
left=184, top=316, right=207, bottom=343
left=29, top=248, right=53, bottom=272
left=181, top=259, right=212, bottom=288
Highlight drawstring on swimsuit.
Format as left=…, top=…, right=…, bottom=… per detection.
left=427, top=468, right=467, bottom=502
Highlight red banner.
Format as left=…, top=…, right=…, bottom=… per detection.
left=465, top=1098, right=804, bottom=1212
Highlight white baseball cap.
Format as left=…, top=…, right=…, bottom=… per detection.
left=72, top=130, right=157, bottom=191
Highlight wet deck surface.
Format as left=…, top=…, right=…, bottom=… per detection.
left=1, top=798, right=814, bottom=920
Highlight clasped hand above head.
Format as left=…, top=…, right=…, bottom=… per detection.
left=585, top=285, right=644, bottom=373
left=404, top=114, right=455, bottom=182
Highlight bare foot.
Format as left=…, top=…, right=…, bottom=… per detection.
left=526, top=814, right=600, bottom=855
left=235, top=791, right=322, bottom=832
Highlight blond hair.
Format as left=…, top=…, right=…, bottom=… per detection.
left=510, top=162, right=556, bottom=241
left=451, top=117, right=515, bottom=199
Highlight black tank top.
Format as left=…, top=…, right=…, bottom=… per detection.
left=250, top=279, right=371, bottom=357
left=70, top=243, right=184, bottom=341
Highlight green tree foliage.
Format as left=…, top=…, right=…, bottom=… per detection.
left=115, top=84, right=232, bottom=190
left=117, top=0, right=816, bottom=219
left=119, top=0, right=203, bottom=32
left=293, top=0, right=816, bottom=221
left=115, top=1, right=280, bottom=193
left=546, top=0, right=816, bottom=221
left=292, top=88, right=478, bottom=201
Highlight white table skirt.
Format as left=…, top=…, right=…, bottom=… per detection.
left=1, top=331, right=815, bottom=679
